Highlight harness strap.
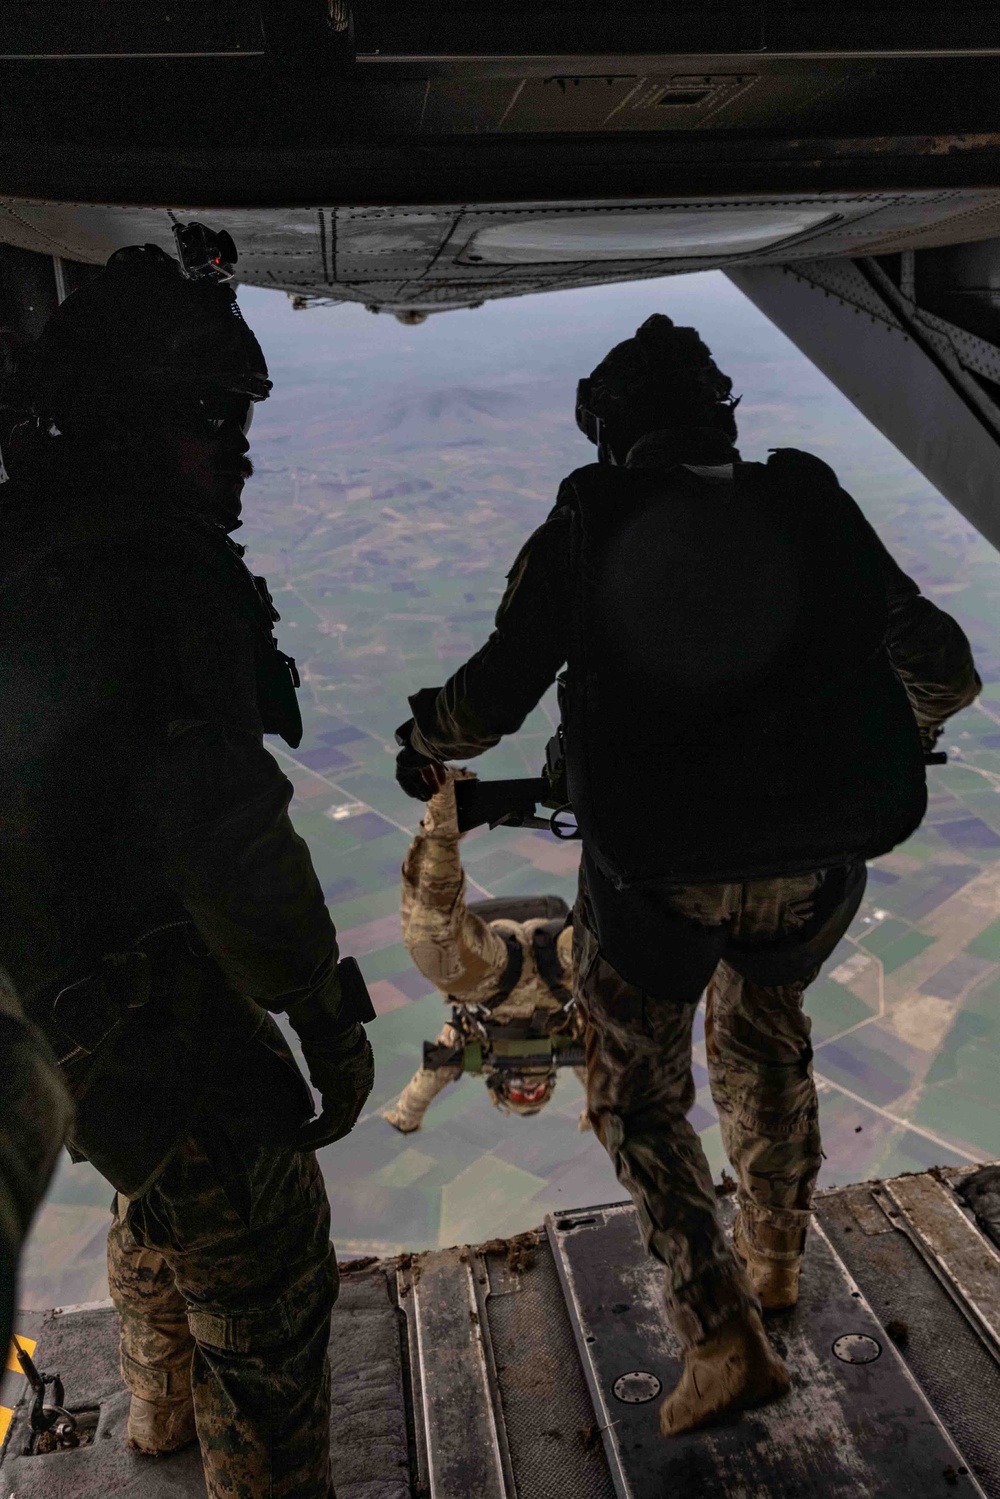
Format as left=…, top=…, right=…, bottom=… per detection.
left=51, top=921, right=206, bottom=1058
left=532, top=918, right=572, bottom=1004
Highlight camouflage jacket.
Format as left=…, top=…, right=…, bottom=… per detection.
left=408, top=441, right=981, bottom=762
left=400, top=775, right=573, bottom=1024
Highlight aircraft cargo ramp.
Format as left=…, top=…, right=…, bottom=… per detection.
left=5, top=1165, right=1000, bottom=1498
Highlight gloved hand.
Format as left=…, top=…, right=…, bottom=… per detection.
left=919, top=722, right=949, bottom=764
left=295, top=1021, right=375, bottom=1151
left=919, top=722, right=943, bottom=752
left=395, top=718, right=446, bottom=801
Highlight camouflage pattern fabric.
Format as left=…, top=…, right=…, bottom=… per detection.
left=575, top=866, right=852, bottom=1349
left=399, top=771, right=510, bottom=1000
left=384, top=1022, right=463, bottom=1132
left=109, top=1125, right=337, bottom=1499
left=386, top=772, right=579, bottom=1129
left=385, top=1019, right=589, bottom=1130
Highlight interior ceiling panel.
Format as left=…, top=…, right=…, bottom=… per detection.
left=290, top=60, right=1000, bottom=143
left=417, top=68, right=883, bottom=136
left=2, top=7, right=1000, bottom=211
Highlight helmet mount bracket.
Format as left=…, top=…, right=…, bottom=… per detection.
left=172, top=222, right=238, bottom=283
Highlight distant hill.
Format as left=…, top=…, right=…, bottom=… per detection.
left=359, top=385, right=530, bottom=450
left=257, top=380, right=565, bottom=461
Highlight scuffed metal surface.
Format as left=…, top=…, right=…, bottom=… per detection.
left=7, top=1172, right=1000, bottom=1498
left=409, top=1247, right=507, bottom=1499
left=884, top=1172, right=1000, bottom=1364
left=482, top=1237, right=616, bottom=1499
left=817, top=1177, right=1000, bottom=1498
left=548, top=1199, right=984, bottom=1499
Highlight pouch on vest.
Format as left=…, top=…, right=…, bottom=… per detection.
left=256, top=644, right=303, bottom=748
left=51, top=951, right=152, bottom=1057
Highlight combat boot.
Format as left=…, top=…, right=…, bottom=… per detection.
left=732, top=1211, right=803, bottom=1312
left=127, top=1392, right=197, bottom=1456
left=382, top=1104, right=421, bottom=1133
left=659, top=1308, right=790, bottom=1437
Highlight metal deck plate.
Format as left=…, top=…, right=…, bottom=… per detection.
left=879, top=1173, right=1000, bottom=1363
left=0, top=1270, right=409, bottom=1499
left=404, top=1247, right=508, bottom=1499
left=548, top=1201, right=986, bottom=1499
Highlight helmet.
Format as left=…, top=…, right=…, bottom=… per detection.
left=487, top=1070, right=558, bottom=1116
left=7, top=225, right=270, bottom=437
left=576, top=313, right=738, bottom=460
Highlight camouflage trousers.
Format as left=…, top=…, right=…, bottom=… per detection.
left=108, top=1122, right=338, bottom=1499
left=574, top=859, right=865, bottom=1348
left=384, top=1022, right=463, bottom=1131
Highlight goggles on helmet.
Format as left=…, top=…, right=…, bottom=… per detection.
left=504, top=1076, right=553, bottom=1109
left=575, top=377, right=602, bottom=446
left=161, top=389, right=256, bottom=437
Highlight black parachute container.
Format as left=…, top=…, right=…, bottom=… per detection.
left=561, top=448, right=927, bottom=889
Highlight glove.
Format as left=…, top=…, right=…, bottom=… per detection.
left=395, top=717, right=446, bottom=801
left=288, top=956, right=377, bottom=1149
left=296, top=1021, right=375, bottom=1151
left=919, top=722, right=943, bottom=752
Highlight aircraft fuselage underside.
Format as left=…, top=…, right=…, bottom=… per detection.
left=3, top=6, right=1000, bottom=538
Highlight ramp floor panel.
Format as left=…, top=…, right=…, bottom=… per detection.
left=7, top=1169, right=1000, bottom=1499
left=816, top=1181, right=1000, bottom=1499
left=548, top=1200, right=985, bottom=1499
left=0, top=1268, right=409, bottom=1499
left=482, top=1237, right=617, bottom=1499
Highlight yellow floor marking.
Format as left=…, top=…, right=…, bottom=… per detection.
left=6, top=1335, right=36, bottom=1373
left=0, top=1406, right=12, bottom=1442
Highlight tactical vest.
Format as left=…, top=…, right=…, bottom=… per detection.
left=560, top=451, right=927, bottom=886
left=0, top=491, right=311, bottom=1193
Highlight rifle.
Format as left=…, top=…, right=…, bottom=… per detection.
left=454, top=729, right=580, bottom=837
left=424, top=1032, right=585, bottom=1073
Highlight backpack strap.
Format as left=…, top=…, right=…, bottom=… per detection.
left=532, top=918, right=572, bottom=1005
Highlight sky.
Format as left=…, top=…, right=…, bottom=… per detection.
left=18, top=266, right=1000, bottom=1309
left=240, top=269, right=886, bottom=481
